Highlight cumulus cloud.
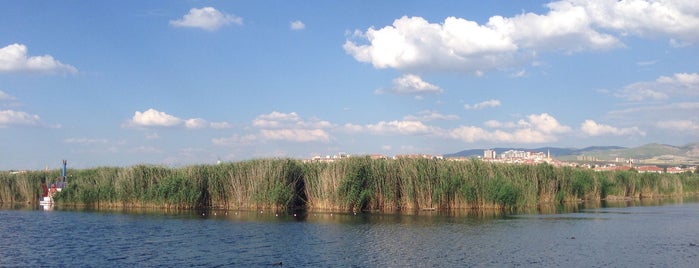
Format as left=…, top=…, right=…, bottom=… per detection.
left=580, top=120, right=645, bottom=136
left=250, top=111, right=333, bottom=143
left=365, top=120, right=433, bottom=135
left=290, top=20, right=305, bottom=30
left=342, top=112, right=571, bottom=144
left=170, top=7, right=242, bottom=31
left=0, top=110, right=41, bottom=127
left=0, top=43, right=77, bottom=74
left=615, top=72, right=699, bottom=101
left=464, top=99, right=501, bottom=110
left=375, top=74, right=443, bottom=97
left=577, top=0, right=699, bottom=42
left=129, top=109, right=183, bottom=127
left=252, top=111, right=301, bottom=128
left=448, top=113, right=572, bottom=143
left=344, top=0, right=699, bottom=73
left=343, top=119, right=436, bottom=136
left=126, top=108, right=229, bottom=129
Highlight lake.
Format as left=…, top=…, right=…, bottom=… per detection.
left=1, top=199, right=698, bottom=267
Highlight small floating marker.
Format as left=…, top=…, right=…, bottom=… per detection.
left=293, top=213, right=297, bottom=217
left=275, top=214, right=278, bottom=217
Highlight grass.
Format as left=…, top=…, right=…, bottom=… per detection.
left=1, top=158, right=697, bottom=211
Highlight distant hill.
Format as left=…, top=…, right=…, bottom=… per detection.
left=445, top=143, right=699, bottom=165
left=445, top=146, right=624, bottom=158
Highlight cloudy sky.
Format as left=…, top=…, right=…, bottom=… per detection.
left=1, top=1, right=698, bottom=169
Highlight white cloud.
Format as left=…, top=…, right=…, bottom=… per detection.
left=342, top=123, right=364, bottom=133
left=170, top=7, right=242, bottom=31
left=403, top=110, right=459, bottom=121
left=0, top=90, right=15, bottom=101
left=126, top=108, right=230, bottom=129
left=185, top=118, right=208, bottom=129
left=250, top=111, right=333, bottom=143
left=523, top=113, right=573, bottom=134
left=290, top=20, right=305, bottom=30
left=615, top=72, right=699, bottom=101
left=0, top=110, right=40, bottom=126
left=260, top=129, right=330, bottom=143
left=448, top=113, right=572, bottom=143
left=606, top=101, right=699, bottom=129
left=577, top=0, right=699, bottom=42
left=375, top=74, right=443, bottom=97
left=464, top=99, right=501, bottom=110
left=636, top=60, right=657, bottom=66
left=344, top=16, right=518, bottom=73
left=344, top=1, right=699, bottom=73
left=512, top=70, right=527, bottom=78
left=212, top=134, right=257, bottom=146
left=0, top=43, right=77, bottom=74
left=210, top=122, right=232, bottom=129
left=342, top=112, right=571, bottom=144
left=252, top=111, right=301, bottom=128
left=580, top=120, right=645, bottom=136
left=129, top=109, right=183, bottom=127
left=365, top=120, right=433, bottom=135
left=656, top=120, right=699, bottom=132
left=344, top=120, right=437, bottom=136
left=64, top=138, right=108, bottom=144
left=484, top=119, right=518, bottom=128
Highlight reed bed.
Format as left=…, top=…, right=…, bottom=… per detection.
left=1, top=158, right=697, bottom=211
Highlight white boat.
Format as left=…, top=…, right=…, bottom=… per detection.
left=39, top=160, right=67, bottom=207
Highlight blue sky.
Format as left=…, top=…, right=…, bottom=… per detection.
left=1, top=0, right=698, bottom=169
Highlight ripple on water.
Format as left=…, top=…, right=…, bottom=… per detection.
left=1, top=203, right=699, bottom=267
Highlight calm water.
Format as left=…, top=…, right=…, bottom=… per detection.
left=1, top=200, right=698, bottom=267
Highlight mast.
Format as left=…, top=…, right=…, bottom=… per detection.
left=62, top=160, right=67, bottom=182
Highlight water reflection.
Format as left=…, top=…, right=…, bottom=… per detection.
left=2, top=195, right=696, bottom=220
left=1, top=196, right=698, bottom=267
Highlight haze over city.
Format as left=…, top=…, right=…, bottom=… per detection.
left=1, top=1, right=698, bottom=170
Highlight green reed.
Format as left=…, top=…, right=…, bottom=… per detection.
left=1, top=158, right=697, bottom=211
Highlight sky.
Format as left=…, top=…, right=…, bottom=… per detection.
left=1, top=0, right=698, bottom=170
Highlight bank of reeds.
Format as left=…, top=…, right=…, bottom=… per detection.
left=1, top=158, right=698, bottom=211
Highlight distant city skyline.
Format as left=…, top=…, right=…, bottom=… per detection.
left=1, top=1, right=698, bottom=170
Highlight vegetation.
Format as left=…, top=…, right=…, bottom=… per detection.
left=1, top=158, right=698, bottom=211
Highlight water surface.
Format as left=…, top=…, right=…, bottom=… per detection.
left=1, top=200, right=698, bottom=267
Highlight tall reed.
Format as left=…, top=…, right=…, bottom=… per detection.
left=2, top=158, right=698, bottom=211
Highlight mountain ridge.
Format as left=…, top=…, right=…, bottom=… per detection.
left=445, top=143, right=699, bottom=165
